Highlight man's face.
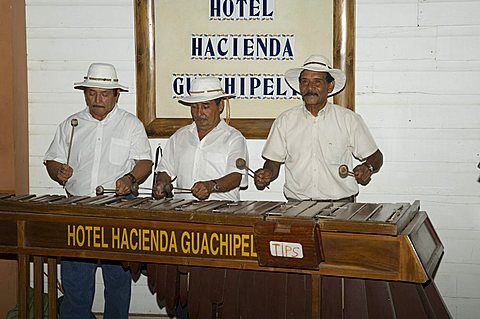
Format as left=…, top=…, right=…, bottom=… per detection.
left=299, top=70, right=335, bottom=107
left=84, top=88, right=119, bottom=121
left=190, top=99, right=223, bottom=134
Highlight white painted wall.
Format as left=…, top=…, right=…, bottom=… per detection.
left=25, top=0, right=480, bottom=318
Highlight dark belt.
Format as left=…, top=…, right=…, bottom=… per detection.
left=287, top=195, right=356, bottom=203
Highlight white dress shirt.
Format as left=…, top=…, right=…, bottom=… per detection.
left=262, top=102, right=378, bottom=200
left=44, top=106, right=152, bottom=196
left=156, top=120, right=248, bottom=201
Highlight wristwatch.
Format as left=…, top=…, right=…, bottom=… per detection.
left=212, top=180, right=220, bottom=192
left=364, top=162, right=374, bottom=173
left=124, top=172, right=137, bottom=184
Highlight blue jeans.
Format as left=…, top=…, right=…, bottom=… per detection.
left=59, top=259, right=131, bottom=319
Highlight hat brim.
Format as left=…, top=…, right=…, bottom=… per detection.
left=178, top=93, right=236, bottom=106
left=285, top=66, right=346, bottom=97
left=74, top=81, right=129, bottom=92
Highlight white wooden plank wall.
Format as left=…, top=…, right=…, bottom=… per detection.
left=25, top=0, right=480, bottom=318
left=356, top=1, right=480, bottom=318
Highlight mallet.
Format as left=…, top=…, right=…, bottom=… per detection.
left=95, top=185, right=151, bottom=196
left=237, top=158, right=270, bottom=189
left=130, top=184, right=190, bottom=193
left=66, top=118, right=78, bottom=166
left=235, top=158, right=255, bottom=178
left=164, top=183, right=192, bottom=193
left=338, top=164, right=355, bottom=178
left=96, top=185, right=115, bottom=196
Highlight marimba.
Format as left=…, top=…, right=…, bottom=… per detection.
left=0, top=194, right=451, bottom=318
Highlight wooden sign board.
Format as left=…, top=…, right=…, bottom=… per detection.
left=254, top=220, right=323, bottom=269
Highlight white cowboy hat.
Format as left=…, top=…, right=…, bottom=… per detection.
left=178, top=77, right=235, bottom=105
left=74, top=63, right=129, bottom=92
left=285, top=54, right=346, bottom=97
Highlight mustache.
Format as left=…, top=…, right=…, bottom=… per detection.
left=303, top=92, right=318, bottom=97
left=92, top=104, right=105, bottom=108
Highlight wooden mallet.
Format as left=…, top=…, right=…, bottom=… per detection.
left=235, top=158, right=255, bottom=178
left=95, top=185, right=115, bottom=196
left=338, top=164, right=354, bottom=178
left=66, top=118, right=78, bottom=166
left=237, top=158, right=270, bottom=189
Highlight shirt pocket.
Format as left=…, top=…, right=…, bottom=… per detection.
left=324, top=142, right=348, bottom=165
left=109, top=138, right=131, bottom=166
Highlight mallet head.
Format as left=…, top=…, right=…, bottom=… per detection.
left=236, top=158, right=246, bottom=170
left=95, top=185, right=104, bottom=196
left=338, top=165, right=350, bottom=179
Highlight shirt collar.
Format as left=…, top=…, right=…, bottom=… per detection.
left=83, top=104, right=119, bottom=123
left=302, top=102, right=331, bottom=119
left=190, top=118, right=227, bottom=136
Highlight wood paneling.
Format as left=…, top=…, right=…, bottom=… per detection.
left=0, top=0, right=28, bottom=316
left=0, top=0, right=28, bottom=194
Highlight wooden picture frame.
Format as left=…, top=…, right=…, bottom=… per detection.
left=134, top=0, right=355, bottom=139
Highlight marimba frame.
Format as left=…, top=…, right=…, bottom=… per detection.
left=0, top=194, right=450, bottom=319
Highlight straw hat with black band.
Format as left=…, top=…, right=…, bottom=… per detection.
left=178, top=77, right=235, bottom=124
left=285, top=54, right=346, bottom=97
left=74, top=63, right=129, bottom=92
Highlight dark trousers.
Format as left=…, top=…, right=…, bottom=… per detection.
left=59, top=259, right=131, bottom=319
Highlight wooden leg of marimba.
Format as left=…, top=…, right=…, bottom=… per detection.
left=48, top=257, right=58, bottom=318
left=34, top=256, right=44, bottom=319
left=311, top=274, right=322, bottom=319
left=18, top=254, right=29, bottom=319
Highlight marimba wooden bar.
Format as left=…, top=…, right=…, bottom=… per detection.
left=0, top=194, right=451, bottom=318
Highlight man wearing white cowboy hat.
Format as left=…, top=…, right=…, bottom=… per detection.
left=44, top=62, right=152, bottom=319
left=152, top=76, right=248, bottom=202
left=254, top=54, right=383, bottom=201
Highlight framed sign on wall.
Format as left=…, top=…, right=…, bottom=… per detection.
left=135, top=0, right=355, bottom=139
